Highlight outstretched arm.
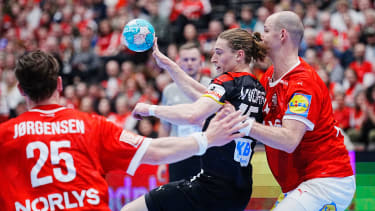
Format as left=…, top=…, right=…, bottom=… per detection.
left=132, top=97, right=222, bottom=125
left=153, top=38, right=207, bottom=101
left=140, top=106, right=247, bottom=165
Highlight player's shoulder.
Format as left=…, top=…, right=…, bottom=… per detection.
left=213, top=72, right=252, bottom=85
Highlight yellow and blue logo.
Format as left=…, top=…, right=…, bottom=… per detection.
left=319, top=202, right=337, bottom=211
left=285, top=93, right=311, bottom=118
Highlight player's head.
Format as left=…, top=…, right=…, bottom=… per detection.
left=177, top=42, right=202, bottom=77
left=15, top=50, right=60, bottom=103
left=263, top=11, right=304, bottom=50
left=211, top=28, right=267, bottom=73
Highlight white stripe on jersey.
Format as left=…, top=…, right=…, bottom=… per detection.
left=29, top=107, right=67, bottom=114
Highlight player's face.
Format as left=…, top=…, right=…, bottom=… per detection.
left=178, top=48, right=202, bottom=77
left=211, top=38, right=238, bottom=74
left=262, top=15, right=280, bottom=53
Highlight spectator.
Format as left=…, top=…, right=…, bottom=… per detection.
left=0, top=67, right=9, bottom=123
left=349, top=42, right=373, bottom=83
left=317, top=68, right=342, bottom=100
left=253, top=6, right=270, bottom=33
left=321, top=49, right=345, bottom=84
left=147, top=1, right=170, bottom=50
left=63, top=85, right=79, bottom=109
left=4, top=70, right=23, bottom=117
left=330, top=0, right=364, bottom=33
left=71, top=37, right=102, bottom=83
left=343, top=68, right=363, bottom=107
left=299, top=28, right=318, bottom=57
left=239, top=6, right=256, bottom=32
left=79, top=96, right=95, bottom=114
left=110, top=95, right=133, bottom=129
left=341, top=28, right=360, bottom=68
left=303, top=3, right=320, bottom=29
left=347, top=90, right=368, bottom=146
left=223, top=10, right=239, bottom=30
left=182, top=24, right=200, bottom=46
left=97, top=97, right=113, bottom=118
left=363, top=27, right=375, bottom=69
left=333, top=91, right=351, bottom=130
left=198, top=19, right=223, bottom=57
left=101, top=60, right=121, bottom=99
left=95, top=19, right=121, bottom=57
left=360, top=84, right=375, bottom=150
left=135, top=117, right=159, bottom=138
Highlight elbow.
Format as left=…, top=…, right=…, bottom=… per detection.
left=284, top=145, right=297, bottom=154
left=283, top=138, right=300, bottom=153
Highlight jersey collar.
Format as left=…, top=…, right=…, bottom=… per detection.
left=30, top=104, right=66, bottom=114
left=269, top=59, right=301, bottom=87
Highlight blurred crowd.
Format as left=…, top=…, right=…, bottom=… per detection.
left=1, top=0, right=375, bottom=150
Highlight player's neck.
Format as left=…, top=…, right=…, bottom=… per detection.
left=271, top=51, right=299, bottom=81
left=233, top=63, right=250, bottom=73
left=27, top=91, right=60, bottom=110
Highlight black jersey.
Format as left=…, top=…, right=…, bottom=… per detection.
left=145, top=71, right=265, bottom=211
left=200, top=71, right=265, bottom=197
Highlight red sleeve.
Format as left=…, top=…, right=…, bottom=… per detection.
left=95, top=116, right=149, bottom=175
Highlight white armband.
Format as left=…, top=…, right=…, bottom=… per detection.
left=191, top=132, right=208, bottom=156
left=238, top=118, right=255, bottom=136
left=149, top=105, right=157, bottom=116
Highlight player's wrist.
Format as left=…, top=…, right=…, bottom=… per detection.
left=238, top=118, right=255, bottom=136
left=148, top=105, right=157, bottom=116
left=191, top=132, right=208, bottom=156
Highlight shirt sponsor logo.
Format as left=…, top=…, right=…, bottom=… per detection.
left=319, top=202, right=337, bottom=211
left=286, top=93, right=311, bottom=117
left=234, top=138, right=253, bottom=167
left=119, top=130, right=144, bottom=148
left=15, top=188, right=100, bottom=210
left=204, top=84, right=225, bottom=101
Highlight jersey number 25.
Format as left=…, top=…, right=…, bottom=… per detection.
left=26, top=141, right=77, bottom=188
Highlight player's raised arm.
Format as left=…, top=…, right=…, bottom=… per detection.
left=153, top=38, right=207, bottom=101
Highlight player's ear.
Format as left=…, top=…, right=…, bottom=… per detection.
left=57, top=76, right=63, bottom=93
left=236, top=50, right=245, bottom=62
left=280, top=29, right=287, bottom=41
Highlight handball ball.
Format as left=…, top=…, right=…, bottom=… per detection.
left=122, top=19, right=155, bottom=52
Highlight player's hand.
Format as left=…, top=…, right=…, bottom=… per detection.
left=152, top=38, right=174, bottom=71
left=132, top=103, right=151, bottom=120
left=219, top=101, right=236, bottom=116
left=205, top=108, right=248, bottom=148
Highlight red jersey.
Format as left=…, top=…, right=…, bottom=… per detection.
left=349, top=60, right=372, bottom=83
left=260, top=58, right=353, bottom=193
left=0, top=104, right=150, bottom=210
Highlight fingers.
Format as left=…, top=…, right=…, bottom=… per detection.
left=214, top=103, right=236, bottom=121
left=223, top=101, right=235, bottom=112
left=219, top=110, right=248, bottom=134
left=213, top=107, right=230, bottom=121
left=228, top=132, right=246, bottom=140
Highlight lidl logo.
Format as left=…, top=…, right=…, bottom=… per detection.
left=319, top=202, right=337, bottom=211
left=285, top=93, right=311, bottom=118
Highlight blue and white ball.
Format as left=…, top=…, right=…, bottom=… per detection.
left=122, top=19, right=155, bottom=52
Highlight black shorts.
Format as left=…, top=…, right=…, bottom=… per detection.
left=145, top=174, right=251, bottom=211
